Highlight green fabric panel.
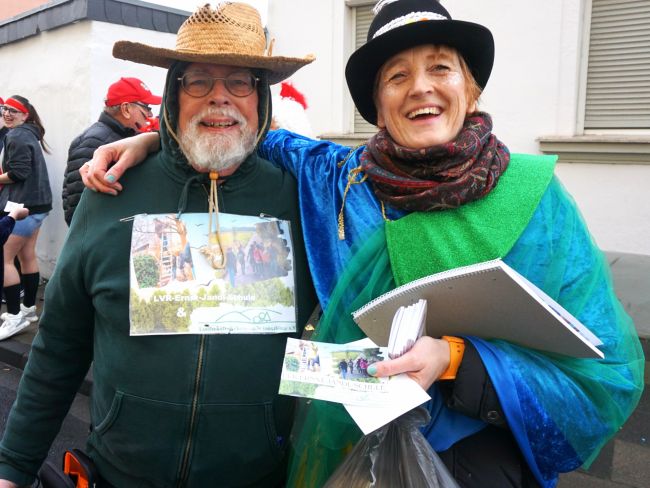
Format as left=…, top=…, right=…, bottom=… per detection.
left=386, top=153, right=557, bottom=286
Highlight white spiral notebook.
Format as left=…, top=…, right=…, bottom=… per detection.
left=352, top=259, right=604, bottom=359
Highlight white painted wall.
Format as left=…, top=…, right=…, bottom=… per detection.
left=267, top=0, right=351, bottom=135
left=265, top=0, right=649, bottom=256
left=0, top=21, right=176, bottom=277
left=0, top=0, right=647, bottom=277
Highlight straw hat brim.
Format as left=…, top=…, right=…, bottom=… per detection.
left=346, top=19, right=494, bottom=125
left=113, top=41, right=315, bottom=85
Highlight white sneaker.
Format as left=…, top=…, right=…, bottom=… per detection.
left=0, top=304, right=39, bottom=323
left=0, top=313, right=30, bottom=341
left=19, top=304, right=39, bottom=322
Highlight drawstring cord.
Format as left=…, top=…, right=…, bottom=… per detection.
left=175, top=172, right=227, bottom=270
left=207, top=171, right=226, bottom=269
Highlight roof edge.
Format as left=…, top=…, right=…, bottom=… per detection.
left=0, top=0, right=189, bottom=47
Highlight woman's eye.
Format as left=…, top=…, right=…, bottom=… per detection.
left=387, top=72, right=406, bottom=82
left=430, top=64, right=450, bottom=73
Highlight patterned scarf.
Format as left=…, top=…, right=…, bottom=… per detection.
left=360, top=112, right=510, bottom=211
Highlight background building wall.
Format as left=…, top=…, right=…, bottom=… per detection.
left=0, top=0, right=647, bottom=277
left=0, top=19, right=174, bottom=277
left=267, top=0, right=649, bottom=257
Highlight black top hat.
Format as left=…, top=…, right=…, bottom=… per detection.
left=345, top=0, right=494, bottom=125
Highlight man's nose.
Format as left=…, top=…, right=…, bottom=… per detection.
left=207, top=78, right=231, bottom=103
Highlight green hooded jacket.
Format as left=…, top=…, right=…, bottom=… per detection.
left=0, top=62, right=317, bottom=487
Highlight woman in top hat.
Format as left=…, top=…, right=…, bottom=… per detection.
left=0, top=96, right=52, bottom=341
left=83, top=1, right=643, bottom=486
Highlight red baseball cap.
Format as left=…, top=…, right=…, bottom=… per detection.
left=105, top=77, right=162, bottom=106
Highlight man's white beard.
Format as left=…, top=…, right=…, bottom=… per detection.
left=179, top=106, right=257, bottom=172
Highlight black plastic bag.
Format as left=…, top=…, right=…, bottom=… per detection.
left=323, top=407, right=459, bottom=488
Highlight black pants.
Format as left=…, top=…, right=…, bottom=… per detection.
left=438, top=426, right=541, bottom=488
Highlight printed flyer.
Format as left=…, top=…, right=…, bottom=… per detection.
left=279, top=337, right=389, bottom=405
left=128, top=212, right=296, bottom=335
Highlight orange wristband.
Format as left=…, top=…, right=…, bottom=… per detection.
left=439, top=336, right=465, bottom=380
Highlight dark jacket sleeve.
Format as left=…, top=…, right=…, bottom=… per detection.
left=0, top=216, right=15, bottom=243
left=63, top=134, right=102, bottom=225
left=3, top=134, right=34, bottom=182
left=62, top=116, right=133, bottom=226
left=438, top=341, right=507, bottom=428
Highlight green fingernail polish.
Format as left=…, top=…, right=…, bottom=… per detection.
left=106, top=174, right=116, bottom=183
left=367, top=364, right=377, bottom=376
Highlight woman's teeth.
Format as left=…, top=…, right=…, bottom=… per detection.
left=407, top=107, right=441, bottom=119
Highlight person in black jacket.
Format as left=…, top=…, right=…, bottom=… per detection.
left=0, top=96, right=52, bottom=339
left=62, top=77, right=161, bottom=225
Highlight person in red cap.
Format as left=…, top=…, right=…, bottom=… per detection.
left=61, top=77, right=161, bottom=225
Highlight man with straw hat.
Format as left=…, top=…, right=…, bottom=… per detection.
left=0, top=3, right=316, bottom=487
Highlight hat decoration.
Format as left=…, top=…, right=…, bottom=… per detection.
left=113, top=3, right=314, bottom=85
left=345, top=0, right=494, bottom=125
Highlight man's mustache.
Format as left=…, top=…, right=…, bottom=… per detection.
left=190, top=106, right=247, bottom=127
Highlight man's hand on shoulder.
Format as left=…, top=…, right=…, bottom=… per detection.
left=81, top=132, right=161, bottom=195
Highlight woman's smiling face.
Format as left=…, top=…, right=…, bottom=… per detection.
left=375, top=44, right=478, bottom=149
left=2, top=106, right=28, bottom=128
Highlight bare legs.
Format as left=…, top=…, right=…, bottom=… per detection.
left=3, top=229, right=40, bottom=313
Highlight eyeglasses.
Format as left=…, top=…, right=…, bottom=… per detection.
left=177, top=71, right=259, bottom=98
left=130, top=102, right=153, bottom=115
left=1, top=106, right=21, bottom=115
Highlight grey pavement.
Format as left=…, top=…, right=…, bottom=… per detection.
left=0, top=252, right=648, bottom=487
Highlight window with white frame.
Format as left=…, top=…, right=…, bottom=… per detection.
left=349, top=0, right=378, bottom=135
left=584, top=0, right=650, bottom=129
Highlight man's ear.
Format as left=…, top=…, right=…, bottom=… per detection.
left=120, top=103, right=131, bottom=119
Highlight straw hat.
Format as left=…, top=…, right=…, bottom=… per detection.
left=346, top=0, right=494, bottom=125
left=113, top=2, right=314, bottom=85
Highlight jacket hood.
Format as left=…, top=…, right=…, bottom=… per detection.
left=158, top=61, right=273, bottom=177
left=10, top=122, right=40, bottom=140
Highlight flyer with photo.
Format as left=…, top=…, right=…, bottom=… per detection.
left=279, top=337, right=390, bottom=406
left=279, top=337, right=431, bottom=431
left=128, top=212, right=296, bottom=335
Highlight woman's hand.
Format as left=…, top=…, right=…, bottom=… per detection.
left=0, top=479, right=20, bottom=488
left=8, top=206, right=28, bottom=221
left=368, top=336, right=450, bottom=391
left=81, top=132, right=160, bottom=195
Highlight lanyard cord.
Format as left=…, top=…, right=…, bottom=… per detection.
left=208, top=171, right=226, bottom=269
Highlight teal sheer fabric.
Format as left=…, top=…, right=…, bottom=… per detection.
left=259, top=131, right=644, bottom=488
